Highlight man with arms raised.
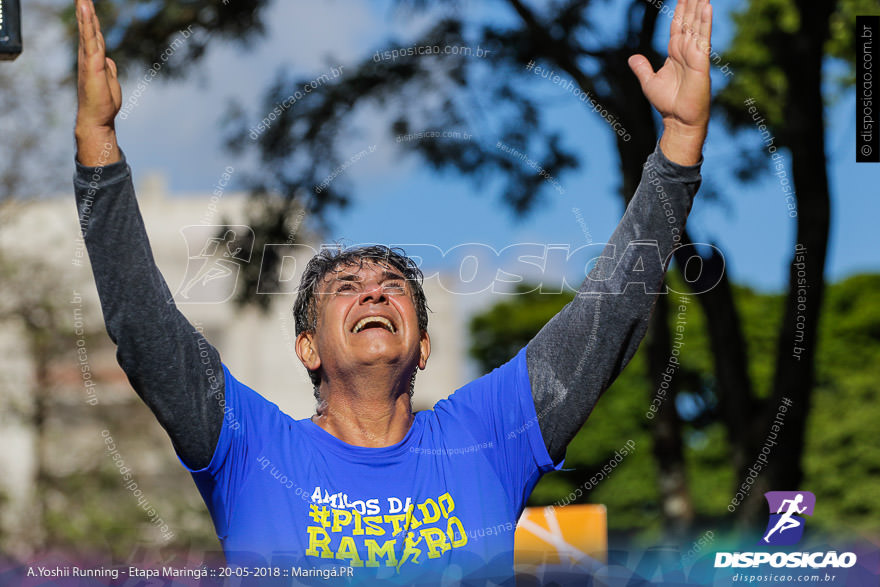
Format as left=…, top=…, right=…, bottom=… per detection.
left=74, top=0, right=711, bottom=582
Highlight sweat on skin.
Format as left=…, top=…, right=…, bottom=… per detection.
left=72, top=0, right=711, bottom=580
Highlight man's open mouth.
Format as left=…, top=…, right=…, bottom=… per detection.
left=352, top=316, right=397, bottom=334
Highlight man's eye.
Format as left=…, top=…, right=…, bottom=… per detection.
left=336, top=283, right=356, bottom=293
left=384, top=282, right=406, bottom=293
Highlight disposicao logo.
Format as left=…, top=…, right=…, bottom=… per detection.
left=760, top=490, right=815, bottom=546
left=714, top=490, right=858, bottom=570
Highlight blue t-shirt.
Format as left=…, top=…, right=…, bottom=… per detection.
left=184, top=347, right=563, bottom=585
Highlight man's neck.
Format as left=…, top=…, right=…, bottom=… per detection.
left=311, top=373, right=414, bottom=447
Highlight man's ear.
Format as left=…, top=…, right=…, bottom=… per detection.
left=418, top=330, right=431, bottom=370
left=295, top=332, right=321, bottom=372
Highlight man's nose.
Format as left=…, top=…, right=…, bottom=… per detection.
left=359, top=282, right=387, bottom=304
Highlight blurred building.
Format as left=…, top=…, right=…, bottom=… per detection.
left=0, top=172, right=468, bottom=557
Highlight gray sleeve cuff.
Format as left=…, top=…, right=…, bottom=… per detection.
left=73, top=149, right=130, bottom=188
left=650, top=140, right=703, bottom=183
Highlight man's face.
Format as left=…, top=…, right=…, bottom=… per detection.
left=298, top=259, right=430, bottom=384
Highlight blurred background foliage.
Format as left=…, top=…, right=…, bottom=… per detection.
left=1, top=0, right=878, bottom=562
left=469, top=273, right=880, bottom=542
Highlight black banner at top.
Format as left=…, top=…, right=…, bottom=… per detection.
left=857, top=15, right=879, bottom=162
left=0, top=0, right=23, bottom=61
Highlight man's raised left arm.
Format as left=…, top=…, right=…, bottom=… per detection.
left=527, top=0, right=713, bottom=462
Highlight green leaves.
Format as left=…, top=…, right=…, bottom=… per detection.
left=469, top=274, right=880, bottom=537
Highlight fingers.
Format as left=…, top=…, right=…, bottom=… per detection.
left=77, top=0, right=96, bottom=57
left=683, top=0, right=699, bottom=36
left=689, top=0, right=712, bottom=63
left=92, top=3, right=106, bottom=56
left=671, top=0, right=686, bottom=40
left=699, top=1, right=713, bottom=48
left=627, top=54, right=655, bottom=88
left=669, top=0, right=712, bottom=66
left=76, top=0, right=106, bottom=60
left=670, top=0, right=695, bottom=61
left=105, top=57, right=117, bottom=78
left=76, top=0, right=87, bottom=57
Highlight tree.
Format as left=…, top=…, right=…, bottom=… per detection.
left=60, top=0, right=269, bottom=80
left=0, top=252, right=85, bottom=551
left=58, top=0, right=876, bottom=534
left=468, top=274, right=880, bottom=540
left=710, top=0, right=878, bottom=521
left=802, top=274, right=880, bottom=537
left=0, top=1, right=73, bottom=209
left=215, top=0, right=738, bottom=535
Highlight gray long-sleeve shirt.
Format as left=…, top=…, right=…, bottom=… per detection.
left=73, top=143, right=701, bottom=470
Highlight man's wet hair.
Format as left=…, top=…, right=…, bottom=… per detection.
left=293, top=245, right=430, bottom=396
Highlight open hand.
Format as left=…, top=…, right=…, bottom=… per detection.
left=628, top=0, right=712, bottom=164
left=75, top=0, right=121, bottom=165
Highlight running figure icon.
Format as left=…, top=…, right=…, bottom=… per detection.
left=763, top=493, right=807, bottom=543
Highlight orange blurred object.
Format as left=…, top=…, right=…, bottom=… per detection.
left=515, top=504, right=607, bottom=566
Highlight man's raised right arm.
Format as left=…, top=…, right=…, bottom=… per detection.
left=74, top=0, right=222, bottom=469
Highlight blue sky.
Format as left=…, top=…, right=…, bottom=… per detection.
left=110, top=0, right=878, bottom=294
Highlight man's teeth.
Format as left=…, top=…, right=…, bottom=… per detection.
left=353, top=316, right=396, bottom=333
